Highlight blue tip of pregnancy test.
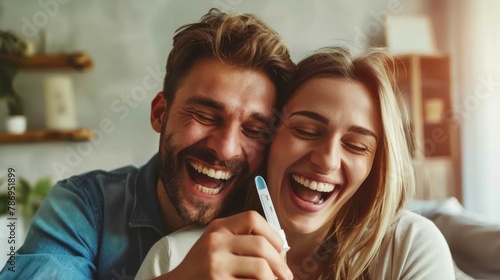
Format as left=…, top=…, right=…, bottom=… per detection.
left=255, top=175, right=266, bottom=190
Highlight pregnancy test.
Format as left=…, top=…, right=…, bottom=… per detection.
left=254, top=175, right=290, bottom=254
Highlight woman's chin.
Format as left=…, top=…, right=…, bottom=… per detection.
left=285, top=217, right=326, bottom=236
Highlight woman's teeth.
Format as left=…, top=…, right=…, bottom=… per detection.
left=190, top=161, right=232, bottom=180
left=292, top=174, right=335, bottom=192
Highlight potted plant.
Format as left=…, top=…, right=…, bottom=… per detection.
left=0, top=176, right=52, bottom=226
left=0, top=30, right=27, bottom=134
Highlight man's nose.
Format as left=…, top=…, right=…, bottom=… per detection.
left=207, top=123, right=243, bottom=162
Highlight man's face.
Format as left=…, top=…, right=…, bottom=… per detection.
left=151, top=58, right=276, bottom=224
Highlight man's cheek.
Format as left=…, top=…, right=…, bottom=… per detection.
left=179, top=125, right=208, bottom=145
left=248, top=150, right=267, bottom=172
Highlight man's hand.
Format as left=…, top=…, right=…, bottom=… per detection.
left=157, top=211, right=293, bottom=280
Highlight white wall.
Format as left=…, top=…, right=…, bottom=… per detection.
left=0, top=0, right=427, bottom=184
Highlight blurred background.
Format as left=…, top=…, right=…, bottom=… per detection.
left=0, top=0, right=499, bottom=231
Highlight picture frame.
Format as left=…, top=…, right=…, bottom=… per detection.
left=385, top=15, right=437, bottom=54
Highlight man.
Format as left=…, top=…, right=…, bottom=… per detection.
left=0, top=9, right=295, bottom=279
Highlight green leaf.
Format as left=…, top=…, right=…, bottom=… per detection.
left=0, top=176, right=7, bottom=215
left=0, top=30, right=27, bottom=56
left=22, top=176, right=53, bottom=222
left=0, top=63, right=17, bottom=95
left=0, top=194, right=8, bottom=215
left=0, top=62, right=20, bottom=114
left=0, top=62, right=17, bottom=80
left=5, top=92, right=24, bottom=115
left=32, top=177, right=53, bottom=197
left=17, top=177, right=31, bottom=205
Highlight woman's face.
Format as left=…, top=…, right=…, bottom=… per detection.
left=267, top=77, right=381, bottom=237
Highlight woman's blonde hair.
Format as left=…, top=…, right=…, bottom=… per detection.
left=289, top=46, right=415, bottom=279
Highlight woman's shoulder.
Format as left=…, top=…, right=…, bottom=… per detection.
left=393, top=209, right=438, bottom=232
left=371, top=210, right=455, bottom=279
left=380, top=210, right=445, bottom=247
left=167, top=224, right=206, bottom=253
left=388, top=210, right=449, bottom=248
left=135, top=225, right=206, bottom=279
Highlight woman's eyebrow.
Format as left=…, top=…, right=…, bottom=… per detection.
left=348, top=126, right=378, bottom=141
left=289, top=111, right=378, bottom=140
left=288, top=111, right=328, bottom=124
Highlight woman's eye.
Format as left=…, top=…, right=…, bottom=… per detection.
left=346, top=143, right=368, bottom=153
left=292, top=127, right=319, bottom=139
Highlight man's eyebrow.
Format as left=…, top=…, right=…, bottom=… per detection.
left=186, top=96, right=224, bottom=111
left=251, top=113, right=271, bottom=126
left=289, top=111, right=378, bottom=140
left=186, top=96, right=272, bottom=125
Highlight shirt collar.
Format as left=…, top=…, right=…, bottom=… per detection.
left=129, top=153, right=167, bottom=236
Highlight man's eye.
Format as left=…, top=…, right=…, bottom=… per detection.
left=193, top=112, right=217, bottom=125
left=243, top=125, right=268, bottom=139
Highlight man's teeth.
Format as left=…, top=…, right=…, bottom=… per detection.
left=292, top=174, right=335, bottom=192
left=195, top=184, right=222, bottom=195
left=190, top=161, right=232, bottom=180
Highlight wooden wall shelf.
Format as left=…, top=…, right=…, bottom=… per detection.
left=0, top=128, right=94, bottom=143
left=0, top=52, right=94, bottom=144
left=0, top=52, right=93, bottom=71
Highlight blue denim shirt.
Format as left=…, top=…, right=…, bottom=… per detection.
left=0, top=154, right=166, bottom=279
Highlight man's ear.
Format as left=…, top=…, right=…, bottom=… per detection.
left=151, top=92, right=167, bottom=132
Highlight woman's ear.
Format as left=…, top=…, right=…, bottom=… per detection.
left=150, top=92, right=166, bottom=132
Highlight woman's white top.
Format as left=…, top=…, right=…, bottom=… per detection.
left=135, top=210, right=455, bottom=280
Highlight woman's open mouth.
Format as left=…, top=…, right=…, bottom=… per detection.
left=289, top=174, right=339, bottom=205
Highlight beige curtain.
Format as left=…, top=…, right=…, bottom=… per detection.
left=447, top=0, right=500, bottom=222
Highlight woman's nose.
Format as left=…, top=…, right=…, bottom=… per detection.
left=310, top=139, right=341, bottom=174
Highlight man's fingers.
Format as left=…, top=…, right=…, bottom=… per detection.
left=230, top=255, right=276, bottom=279
left=200, top=211, right=293, bottom=280
left=208, top=211, right=285, bottom=252
left=227, top=235, right=292, bottom=280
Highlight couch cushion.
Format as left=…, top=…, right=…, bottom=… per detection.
left=408, top=197, right=464, bottom=218
left=433, top=210, right=500, bottom=279
left=409, top=197, right=500, bottom=279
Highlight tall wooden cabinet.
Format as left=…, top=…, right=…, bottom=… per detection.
left=393, top=54, right=462, bottom=201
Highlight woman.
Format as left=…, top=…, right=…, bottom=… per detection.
left=263, top=46, right=454, bottom=279
left=135, top=47, right=455, bottom=279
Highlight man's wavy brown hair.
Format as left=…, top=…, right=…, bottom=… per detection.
left=162, top=8, right=296, bottom=111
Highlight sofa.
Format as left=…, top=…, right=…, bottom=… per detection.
left=408, top=198, right=500, bottom=280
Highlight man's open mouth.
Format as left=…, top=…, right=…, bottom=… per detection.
left=187, top=160, right=234, bottom=195
left=290, top=174, right=339, bottom=205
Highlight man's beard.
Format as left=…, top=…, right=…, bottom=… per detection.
left=158, top=131, right=251, bottom=225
